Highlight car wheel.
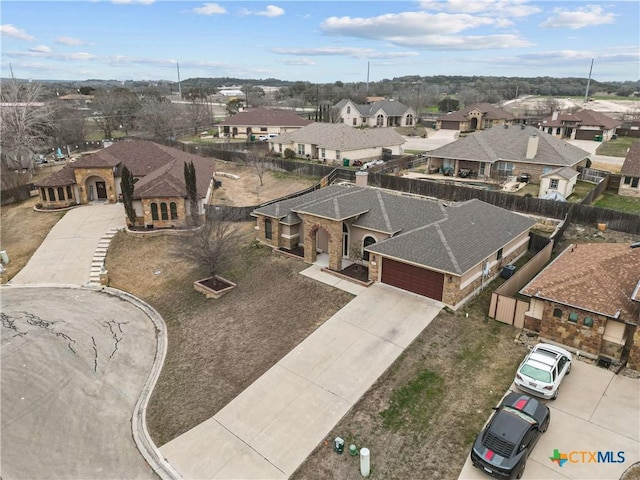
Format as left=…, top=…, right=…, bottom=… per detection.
left=541, top=418, right=549, bottom=433
left=552, top=388, right=559, bottom=400
left=516, top=462, right=526, bottom=479
left=567, top=363, right=571, bottom=375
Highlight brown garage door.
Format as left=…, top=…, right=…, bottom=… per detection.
left=575, top=129, right=602, bottom=140
left=440, top=121, right=459, bottom=130
left=381, top=258, right=444, bottom=301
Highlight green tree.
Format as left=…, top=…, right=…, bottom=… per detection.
left=184, top=161, right=199, bottom=225
left=437, top=97, right=460, bottom=112
left=120, top=166, right=137, bottom=226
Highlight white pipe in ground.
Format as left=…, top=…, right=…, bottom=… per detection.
left=360, top=447, right=370, bottom=477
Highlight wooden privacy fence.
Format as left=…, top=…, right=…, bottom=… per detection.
left=489, top=239, right=554, bottom=327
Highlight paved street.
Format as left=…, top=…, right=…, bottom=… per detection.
left=1, top=286, right=159, bottom=479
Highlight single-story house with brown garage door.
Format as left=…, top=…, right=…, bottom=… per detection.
left=436, top=103, right=516, bottom=131
left=217, top=106, right=312, bottom=139
left=34, top=140, right=216, bottom=228
left=252, top=182, right=536, bottom=307
left=538, top=109, right=620, bottom=141
left=425, top=124, right=590, bottom=183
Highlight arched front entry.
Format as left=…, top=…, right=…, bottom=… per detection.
left=470, top=117, right=479, bottom=130
left=85, top=175, right=108, bottom=201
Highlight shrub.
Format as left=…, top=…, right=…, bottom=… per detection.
left=284, top=148, right=295, bottom=159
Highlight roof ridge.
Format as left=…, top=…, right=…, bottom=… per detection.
left=375, top=190, right=394, bottom=233
left=435, top=223, right=462, bottom=274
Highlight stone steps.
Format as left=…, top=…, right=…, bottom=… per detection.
left=87, top=227, right=122, bottom=286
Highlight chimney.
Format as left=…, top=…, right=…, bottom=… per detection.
left=526, top=134, right=539, bottom=160
left=552, top=111, right=558, bottom=121
left=355, top=170, right=369, bottom=187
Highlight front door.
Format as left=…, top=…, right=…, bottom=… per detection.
left=96, top=181, right=107, bottom=199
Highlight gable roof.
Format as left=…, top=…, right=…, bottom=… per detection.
left=34, top=164, right=76, bottom=187
left=132, top=155, right=216, bottom=199
left=540, top=166, right=579, bottom=180
left=71, top=140, right=175, bottom=176
left=253, top=184, right=535, bottom=275
left=520, top=243, right=640, bottom=320
left=271, top=122, right=405, bottom=151
left=540, top=109, right=620, bottom=129
left=427, top=125, right=590, bottom=167
left=218, top=107, right=312, bottom=127
left=334, top=99, right=413, bottom=117
left=437, top=103, right=516, bottom=121
left=621, top=142, right=640, bottom=177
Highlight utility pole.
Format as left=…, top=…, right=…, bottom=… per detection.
left=177, top=62, right=182, bottom=100
left=366, top=61, right=370, bottom=94
left=584, top=58, right=594, bottom=104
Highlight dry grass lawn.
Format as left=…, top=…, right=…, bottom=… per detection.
left=105, top=227, right=354, bottom=446
left=0, top=197, right=65, bottom=280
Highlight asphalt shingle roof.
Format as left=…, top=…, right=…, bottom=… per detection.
left=271, top=122, right=405, bottom=151
left=34, top=164, right=76, bottom=187
left=437, top=103, right=516, bottom=121
left=520, top=243, right=640, bottom=320
left=253, top=184, right=535, bottom=275
left=540, top=109, right=620, bottom=130
left=218, top=107, right=312, bottom=127
left=621, top=142, right=640, bottom=177
left=427, top=125, right=589, bottom=167
left=334, top=99, right=413, bottom=117
left=540, top=166, right=579, bottom=180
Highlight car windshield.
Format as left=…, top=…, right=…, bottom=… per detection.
left=520, top=364, right=551, bottom=383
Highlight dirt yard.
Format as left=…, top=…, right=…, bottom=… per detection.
left=210, top=160, right=319, bottom=206
left=0, top=197, right=65, bottom=280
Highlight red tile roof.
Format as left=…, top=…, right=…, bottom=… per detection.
left=520, top=243, right=640, bottom=321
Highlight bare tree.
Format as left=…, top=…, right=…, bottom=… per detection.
left=138, top=98, right=185, bottom=140
left=52, top=105, right=87, bottom=146
left=245, top=151, right=269, bottom=187
left=0, top=79, right=54, bottom=173
left=184, top=101, right=209, bottom=135
left=91, top=87, right=140, bottom=138
left=181, top=206, right=245, bottom=279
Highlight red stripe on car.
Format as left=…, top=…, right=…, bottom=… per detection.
left=515, top=398, right=528, bottom=410
left=485, top=449, right=495, bottom=460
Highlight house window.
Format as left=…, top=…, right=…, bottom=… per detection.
left=347, top=106, right=351, bottom=114
left=542, top=166, right=553, bottom=174
left=547, top=127, right=553, bottom=134
left=624, top=176, right=632, bottom=185
left=336, top=150, right=341, bottom=160
left=376, top=114, right=384, bottom=126
left=321, top=148, right=326, bottom=159
left=632, top=177, right=639, bottom=188
left=57, top=187, right=65, bottom=201
left=568, top=312, right=578, bottom=323
left=406, top=114, right=414, bottom=126
left=496, top=248, right=503, bottom=261
left=363, top=236, right=376, bottom=262
left=260, top=127, right=267, bottom=132
left=583, top=316, right=594, bottom=328
left=170, top=202, right=178, bottom=220
left=264, top=218, right=272, bottom=240
left=495, top=162, right=514, bottom=174
left=66, top=186, right=72, bottom=199
left=353, top=118, right=357, bottom=126
left=41, top=188, right=47, bottom=201
left=160, top=202, right=168, bottom=220
left=151, top=203, right=159, bottom=221
left=48, top=187, right=55, bottom=201
left=278, top=144, right=282, bottom=153
left=553, top=308, right=563, bottom=318
left=556, top=128, right=561, bottom=135
left=549, top=179, right=559, bottom=190
left=297, top=144, right=305, bottom=156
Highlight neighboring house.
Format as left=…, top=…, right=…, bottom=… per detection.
left=252, top=182, right=535, bottom=307
left=520, top=243, right=640, bottom=368
left=538, top=109, right=620, bottom=141
left=34, top=140, right=215, bottom=228
left=435, top=103, right=516, bottom=131
left=217, top=107, right=312, bottom=139
left=538, top=166, right=579, bottom=199
left=333, top=99, right=416, bottom=128
left=425, top=125, right=590, bottom=182
left=268, top=122, right=405, bottom=165
left=58, top=93, right=94, bottom=109
left=619, top=142, right=640, bottom=198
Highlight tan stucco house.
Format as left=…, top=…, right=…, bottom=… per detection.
left=619, top=142, right=640, bottom=198
left=520, top=243, right=640, bottom=369
left=217, top=107, right=312, bottom=139
left=333, top=99, right=416, bottom=128
left=34, top=140, right=216, bottom=228
left=436, top=103, right=516, bottom=131
left=268, top=122, right=405, bottom=165
left=252, top=182, right=535, bottom=308
left=425, top=125, right=590, bottom=182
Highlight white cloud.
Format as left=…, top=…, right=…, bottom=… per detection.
left=193, top=3, right=227, bottom=15
left=389, top=33, right=533, bottom=50
left=272, top=46, right=419, bottom=60
left=56, top=36, right=86, bottom=46
left=239, top=5, right=285, bottom=17
left=111, top=0, right=155, bottom=4
left=1, top=24, right=35, bottom=41
left=30, top=45, right=51, bottom=54
left=540, top=6, right=617, bottom=29
left=280, top=58, right=316, bottom=66
left=418, top=0, right=540, bottom=17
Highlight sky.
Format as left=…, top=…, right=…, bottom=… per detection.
left=1, top=0, right=639, bottom=84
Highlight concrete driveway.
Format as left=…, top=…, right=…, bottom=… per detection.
left=10, top=203, right=125, bottom=285
left=403, top=129, right=458, bottom=151
left=1, top=286, right=159, bottom=479
left=458, top=360, right=640, bottom=480
left=159, top=283, right=443, bottom=479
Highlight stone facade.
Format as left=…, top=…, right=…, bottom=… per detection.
left=256, top=216, right=283, bottom=248
left=39, top=185, right=77, bottom=208
left=299, top=213, right=343, bottom=271
left=628, top=327, right=640, bottom=371
left=140, top=197, right=187, bottom=228
left=74, top=167, right=116, bottom=204
left=367, top=253, right=380, bottom=282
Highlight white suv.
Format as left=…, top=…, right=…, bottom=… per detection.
left=514, top=343, right=572, bottom=400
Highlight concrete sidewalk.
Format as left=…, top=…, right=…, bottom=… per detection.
left=160, top=284, right=443, bottom=479
left=10, top=203, right=125, bottom=285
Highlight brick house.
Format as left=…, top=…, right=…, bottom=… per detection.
left=520, top=243, right=640, bottom=368
left=252, top=182, right=535, bottom=308
left=34, top=140, right=216, bottom=228
left=435, top=103, right=516, bottom=131
left=538, top=109, right=620, bottom=141
left=619, top=142, right=640, bottom=198
left=425, top=125, right=590, bottom=182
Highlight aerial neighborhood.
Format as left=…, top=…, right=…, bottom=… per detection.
left=0, top=71, right=640, bottom=479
